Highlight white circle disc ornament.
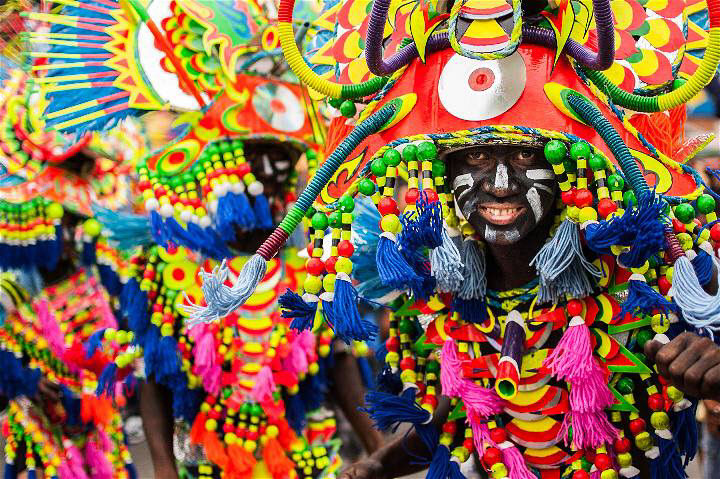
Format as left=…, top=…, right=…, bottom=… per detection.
left=252, top=83, right=305, bottom=132
left=438, top=52, right=526, bottom=121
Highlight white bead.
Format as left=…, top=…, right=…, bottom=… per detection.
left=199, top=216, right=212, bottom=228
left=145, top=198, right=160, bottom=211
left=247, top=181, right=264, bottom=196
left=159, top=204, right=175, bottom=218
left=231, top=181, right=244, bottom=194
left=215, top=182, right=229, bottom=197
left=208, top=200, right=218, bottom=215
left=180, top=210, right=192, bottom=222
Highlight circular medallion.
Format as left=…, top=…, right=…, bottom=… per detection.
left=252, top=83, right=305, bottom=132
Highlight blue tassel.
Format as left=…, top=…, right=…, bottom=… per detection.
left=165, top=217, right=201, bottom=251
left=252, top=193, right=274, bottom=229
left=96, top=363, right=118, bottom=397
left=376, top=234, right=423, bottom=292
left=457, top=238, right=486, bottom=301
left=171, top=381, right=203, bottom=422
left=357, top=357, right=375, bottom=389
left=584, top=192, right=665, bottom=266
left=330, top=275, right=378, bottom=343
left=619, top=274, right=676, bottom=319
left=126, top=283, right=149, bottom=335
left=60, top=385, right=81, bottom=426
left=399, top=193, right=443, bottom=251
left=81, top=239, right=97, bottom=266
left=692, top=249, right=714, bottom=286
left=285, top=393, right=307, bottom=433
left=125, top=462, right=139, bottom=479
left=279, top=289, right=317, bottom=331
left=650, top=434, right=687, bottom=479
left=430, top=228, right=463, bottom=293
left=376, top=364, right=402, bottom=394
left=427, top=445, right=450, bottom=479
left=47, top=225, right=63, bottom=271
left=86, top=329, right=107, bottom=358
left=141, top=325, right=161, bottom=377
left=3, top=462, right=16, bottom=479
left=452, top=296, right=487, bottom=324
left=156, top=335, right=181, bottom=383
left=27, top=469, right=37, bottom=479
left=299, top=373, right=325, bottom=411
left=402, top=249, right=436, bottom=300
left=361, top=387, right=430, bottom=432
left=150, top=211, right=169, bottom=247
left=216, top=194, right=239, bottom=242
left=662, top=253, right=720, bottom=333
left=448, top=460, right=466, bottom=479
left=93, top=206, right=152, bottom=251
left=233, top=192, right=257, bottom=229
left=185, top=222, right=233, bottom=260
left=672, top=400, right=698, bottom=466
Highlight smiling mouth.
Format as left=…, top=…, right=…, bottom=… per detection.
left=478, top=204, right=525, bottom=225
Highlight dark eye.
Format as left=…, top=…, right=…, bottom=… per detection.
left=516, top=149, right=536, bottom=164
left=465, top=151, right=489, bottom=166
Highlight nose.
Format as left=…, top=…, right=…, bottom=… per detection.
left=481, top=162, right=518, bottom=197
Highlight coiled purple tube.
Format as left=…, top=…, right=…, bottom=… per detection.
left=364, top=0, right=615, bottom=75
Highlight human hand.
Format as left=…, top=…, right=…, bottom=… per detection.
left=645, top=332, right=720, bottom=399
left=338, top=458, right=387, bottom=479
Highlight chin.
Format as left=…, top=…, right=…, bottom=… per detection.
left=471, top=218, right=532, bottom=245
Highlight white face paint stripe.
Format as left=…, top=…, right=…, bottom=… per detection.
left=485, top=225, right=496, bottom=242
left=495, top=163, right=509, bottom=189
left=525, top=169, right=554, bottom=180
left=485, top=226, right=520, bottom=243
left=453, top=173, right=475, bottom=200
left=262, top=154, right=273, bottom=176
left=526, top=187, right=543, bottom=222
left=532, top=182, right=553, bottom=194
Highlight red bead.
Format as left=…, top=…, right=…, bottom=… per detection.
left=223, top=423, right=234, bottom=433
left=442, top=422, right=457, bottom=435
left=423, top=395, right=438, bottom=408
left=658, top=276, right=671, bottom=296
left=483, top=447, right=503, bottom=466
left=153, top=303, right=163, bottom=313
left=423, top=189, right=439, bottom=202
left=405, top=188, right=420, bottom=205
left=561, top=188, right=576, bottom=205
left=378, top=197, right=399, bottom=216
left=209, top=409, right=220, bottom=419
left=614, top=437, right=632, bottom=454
left=673, top=218, right=686, bottom=233
left=567, top=299, right=583, bottom=317
left=306, top=258, right=325, bottom=276
left=463, top=439, right=474, bottom=452
left=712, top=223, right=720, bottom=242
left=594, top=453, right=612, bottom=471
left=236, top=163, right=251, bottom=176
left=629, top=418, right=646, bottom=435
left=325, top=256, right=338, bottom=274
left=399, top=356, right=416, bottom=370
left=415, top=382, right=426, bottom=396
left=385, top=336, right=400, bottom=352
left=489, top=427, right=507, bottom=444
left=648, top=393, right=664, bottom=411
left=138, top=180, right=151, bottom=190
left=574, top=189, right=593, bottom=208
left=572, top=471, right=591, bottom=479
left=597, top=198, right=617, bottom=218
left=337, top=240, right=355, bottom=257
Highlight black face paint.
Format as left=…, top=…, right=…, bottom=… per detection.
left=447, top=144, right=557, bottom=245
left=244, top=141, right=297, bottom=199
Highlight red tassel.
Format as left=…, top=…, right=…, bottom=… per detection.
left=203, top=431, right=229, bottom=470
left=227, top=443, right=256, bottom=479
left=275, top=419, right=297, bottom=449
left=263, top=437, right=295, bottom=478
left=190, top=411, right=206, bottom=444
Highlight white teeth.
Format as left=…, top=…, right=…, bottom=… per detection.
left=484, top=207, right=521, bottom=217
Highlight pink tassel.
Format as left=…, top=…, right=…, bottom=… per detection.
left=470, top=420, right=495, bottom=458
left=499, top=442, right=537, bottom=479
left=34, top=299, right=65, bottom=356
left=97, top=429, right=113, bottom=452
left=95, top=292, right=117, bottom=329
left=296, top=329, right=316, bottom=351
left=251, top=365, right=276, bottom=403
left=282, top=338, right=309, bottom=375
left=203, top=364, right=222, bottom=396
left=544, top=316, right=618, bottom=449
left=84, top=438, right=113, bottom=479
left=57, top=462, right=75, bottom=479
left=440, top=340, right=464, bottom=397
left=65, top=442, right=89, bottom=479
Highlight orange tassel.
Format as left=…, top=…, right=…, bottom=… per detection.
left=203, top=430, right=229, bottom=470
left=275, top=419, right=297, bottom=449
left=263, top=437, right=295, bottom=479
left=81, top=393, right=93, bottom=423
left=189, top=411, right=206, bottom=444
left=227, top=443, right=256, bottom=479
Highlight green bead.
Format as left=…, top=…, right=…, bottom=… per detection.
left=339, top=100, right=357, bottom=117
left=623, top=190, right=637, bottom=208
left=616, top=377, right=634, bottom=395
left=674, top=203, right=696, bottom=223
left=305, top=206, right=316, bottom=218
left=250, top=403, right=264, bottom=416
left=328, top=211, right=342, bottom=227
left=223, top=387, right=232, bottom=399
left=635, top=329, right=653, bottom=349
left=219, top=141, right=231, bottom=153
left=425, top=360, right=440, bottom=374
left=398, top=318, right=414, bottom=334
left=339, top=195, right=355, bottom=212
left=311, top=213, right=329, bottom=230
left=231, top=139, right=243, bottom=150
left=328, top=98, right=343, bottom=108
left=563, top=159, right=577, bottom=174
left=544, top=140, right=567, bottom=165
left=358, top=178, right=376, bottom=196
left=588, top=154, right=606, bottom=171
left=240, top=402, right=252, bottom=415
left=607, top=174, right=624, bottom=191
left=371, top=158, right=387, bottom=176
left=417, top=141, right=438, bottom=161
left=383, top=149, right=402, bottom=167
left=570, top=141, right=592, bottom=160
left=432, top=160, right=446, bottom=177
left=697, top=194, right=716, bottom=215
left=402, top=144, right=418, bottom=162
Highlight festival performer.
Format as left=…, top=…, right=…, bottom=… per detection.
left=184, top=0, right=720, bottom=476
left=0, top=69, right=137, bottom=479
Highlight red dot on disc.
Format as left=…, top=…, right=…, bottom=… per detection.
left=270, top=99, right=287, bottom=114
left=468, top=67, right=495, bottom=92
left=172, top=268, right=185, bottom=281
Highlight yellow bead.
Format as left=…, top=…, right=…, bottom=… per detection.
left=578, top=207, right=598, bottom=223
left=335, top=257, right=353, bottom=274
left=617, top=452, right=632, bottom=467
left=323, top=273, right=336, bottom=292
left=385, top=351, right=400, bottom=364
left=421, top=403, right=434, bottom=414
left=304, top=275, right=322, bottom=294
left=667, top=386, right=684, bottom=402
left=380, top=214, right=401, bottom=233
left=631, top=261, right=650, bottom=275
left=677, top=232, right=693, bottom=250
left=651, top=411, right=670, bottom=430
left=266, top=425, right=279, bottom=438
left=244, top=440, right=257, bottom=452
left=160, top=323, right=173, bottom=336
left=319, top=344, right=331, bottom=357
left=635, top=431, right=652, bottom=451
left=205, top=419, right=217, bottom=431
left=490, top=463, right=508, bottom=478
left=354, top=341, right=369, bottom=356
left=439, top=434, right=453, bottom=446
left=601, top=470, right=618, bottom=479
left=566, top=205, right=580, bottom=221
left=224, top=432, right=237, bottom=445
left=399, top=369, right=416, bottom=383
left=308, top=362, right=319, bottom=375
